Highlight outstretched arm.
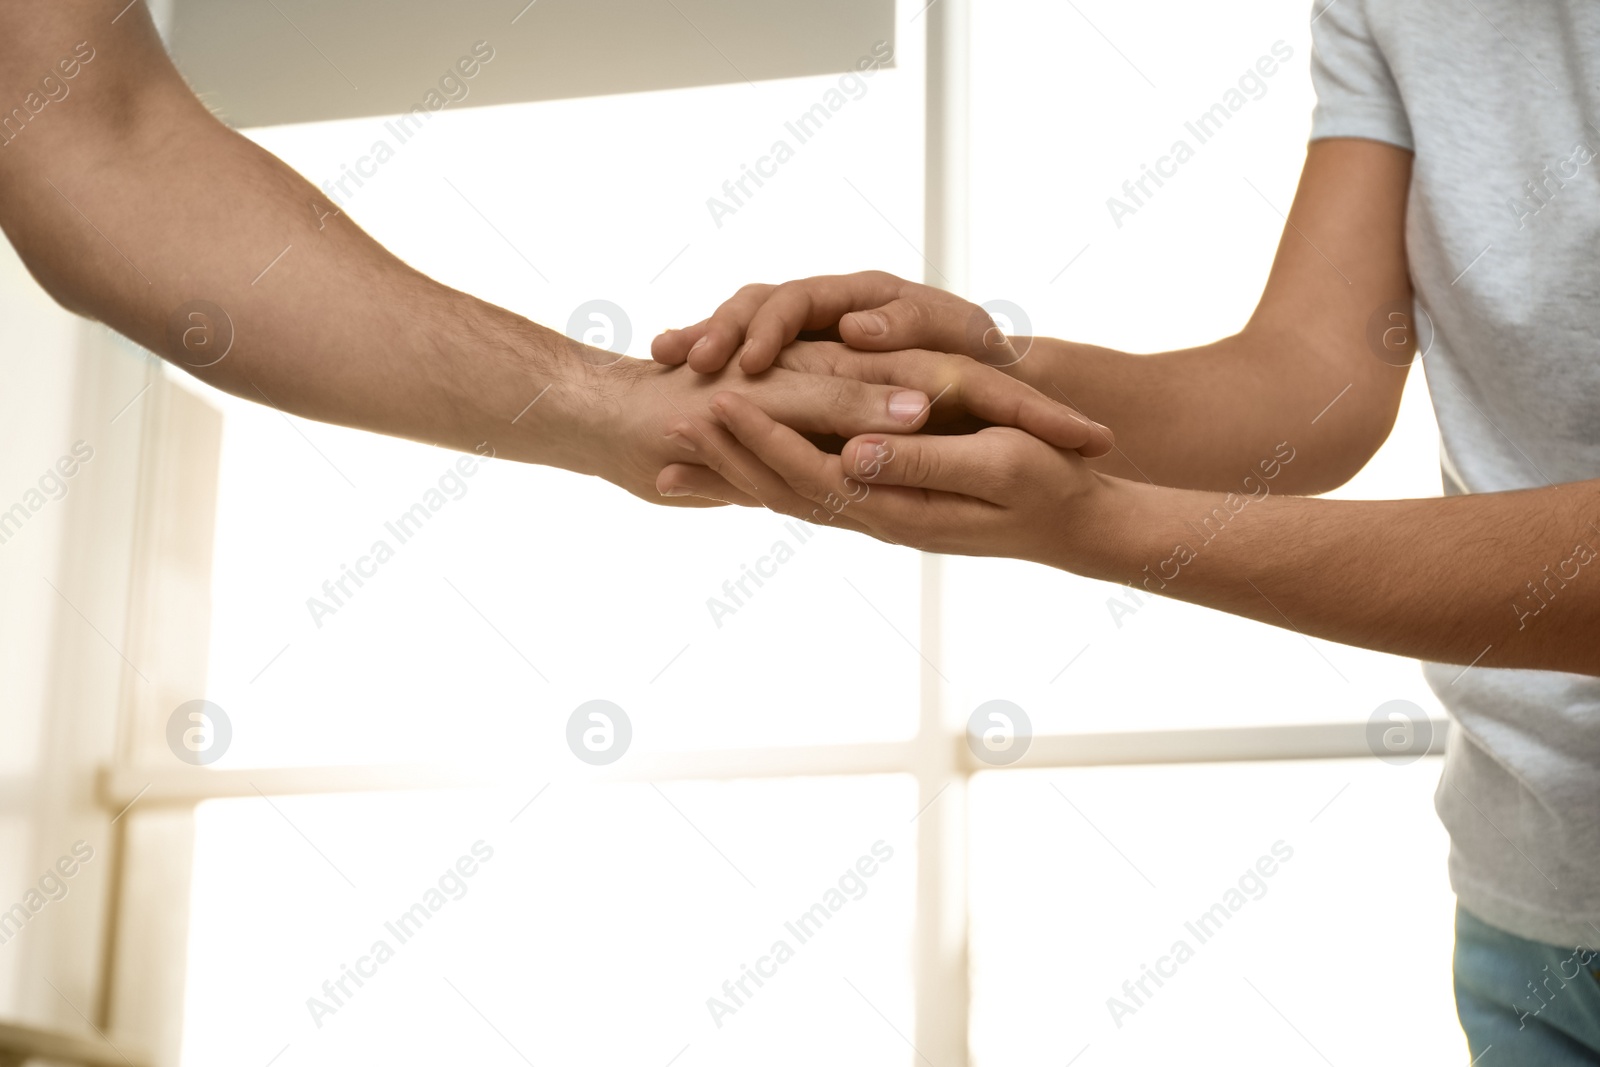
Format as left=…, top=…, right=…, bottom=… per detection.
left=0, top=0, right=1103, bottom=505
left=686, top=394, right=1600, bottom=678
left=661, top=131, right=1597, bottom=676
left=656, top=139, right=1415, bottom=496
left=0, top=0, right=606, bottom=473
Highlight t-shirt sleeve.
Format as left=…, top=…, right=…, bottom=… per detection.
left=1308, top=0, right=1414, bottom=149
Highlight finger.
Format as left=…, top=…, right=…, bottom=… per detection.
left=839, top=296, right=1020, bottom=367
left=701, top=392, right=887, bottom=529
left=739, top=272, right=909, bottom=372
left=839, top=428, right=1035, bottom=498
left=711, top=393, right=996, bottom=538
left=687, top=284, right=776, bottom=372
left=652, top=318, right=711, bottom=365
left=825, top=350, right=1115, bottom=457
left=944, top=360, right=1115, bottom=457
left=655, top=463, right=761, bottom=506
left=662, top=409, right=870, bottom=531
left=745, top=368, right=933, bottom=438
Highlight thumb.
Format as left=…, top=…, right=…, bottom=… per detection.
left=840, top=430, right=1013, bottom=497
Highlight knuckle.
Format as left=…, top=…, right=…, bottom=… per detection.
left=802, top=469, right=840, bottom=504
left=769, top=347, right=811, bottom=373
left=901, top=298, right=931, bottom=334
left=813, top=343, right=850, bottom=373
left=986, top=429, right=1033, bottom=489
left=776, top=285, right=816, bottom=326
left=928, top=349, right=965, bottom=380
left=993, top=425, right=1033, bottom=445
left=992, top=460, right=1022, bottom=494
left=823, top=375, right=863, bottom=411
left=861, top=269, right=899, bottom=293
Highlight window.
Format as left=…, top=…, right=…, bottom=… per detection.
left=97, top=3, right=1464, bottom=1064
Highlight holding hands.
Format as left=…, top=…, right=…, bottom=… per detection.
left=673, top=390, right=1123, bottom=575
left=652, top=270, right=1034, bottom=374
left=646, top=270, right=1121, bottom=571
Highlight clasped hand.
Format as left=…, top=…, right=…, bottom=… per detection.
left=640, top=271, right=1125, bottom=571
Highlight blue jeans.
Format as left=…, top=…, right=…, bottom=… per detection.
left=1455, top=906, right=1600, bottom=1064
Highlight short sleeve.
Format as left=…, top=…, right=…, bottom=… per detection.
left=1309, top=0, right=1414, bottom=149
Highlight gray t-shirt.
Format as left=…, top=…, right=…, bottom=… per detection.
left=1311, top=0, right=1600, bottom=948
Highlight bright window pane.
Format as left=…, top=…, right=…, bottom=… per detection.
left=953, top=0, right=1446, bottom=731
left=968, top=759, right=1461, bottom=1065
left=195, top=53, right=928, bottom=768
left=182, top=776, right=918, bottom=1066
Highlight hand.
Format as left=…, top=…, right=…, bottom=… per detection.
left=636, top=338, right=1113, bottom=509
left=586, top=338, right=1112, bottom=507
left=652, top=271, right=1029, bottom=375
left=577, top=344, right=936, bottom=508
left=659, top=389, right=1123, bottom=573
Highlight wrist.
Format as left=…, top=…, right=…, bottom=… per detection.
left=1044, top=473, right=1170, bottom=582
left=480, top=303, right=632, bottom=471
left=1005, top=336, right=1070, bottom=391
left=535, top=353, right=668, bottom=491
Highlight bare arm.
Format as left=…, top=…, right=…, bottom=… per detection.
left=658, top=139, right=1415, bottom=496
left=664, top=134, right=1598, bottom=675
left=1086, top=475, right=1600, bottom=676
left=684, top=394, right=1600, bottom=677
left=0, top=0, right=1060, bottom=504
left=0, top=2, right=602, bottom=469
left=1010, top=138, right=1415, bottom=495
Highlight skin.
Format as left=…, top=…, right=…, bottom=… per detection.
left=658, top=139, right=1600, bottom=677
left=0, top=0, right=1110, bottom=510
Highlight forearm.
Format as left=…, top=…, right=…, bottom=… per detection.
left=1074, top=476, right=1600, bottom=676
left=999, top=140, right=1414, bottom=494
left=1007, top=332, right=1404, bottom=493
left=0, top=28, right=601, bottom=473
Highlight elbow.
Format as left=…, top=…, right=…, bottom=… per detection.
left=1261, top=424, right=1393, bottom=496
left=29, top=263, right=98, bottom=321
left=1283, top=370, right=1409, bottom=496
left=6, top=241, right=97, bottom=321
left=1286, top=434, right=1391, bottom=495
left=0, top=196, right=111, bottom=321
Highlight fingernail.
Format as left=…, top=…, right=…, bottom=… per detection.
left=856, top=440, right=887, bottom=474
left=850, top=311, right=888, bottom=337
left=689, top=336, right=709, bottom=356
left=889, top=390, right=928, bottom=423
left=660, top=485, right=694, bottom=497
left=735, top=340, right=754, bottom=365
left=665, top=431, right=696, bottom=453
